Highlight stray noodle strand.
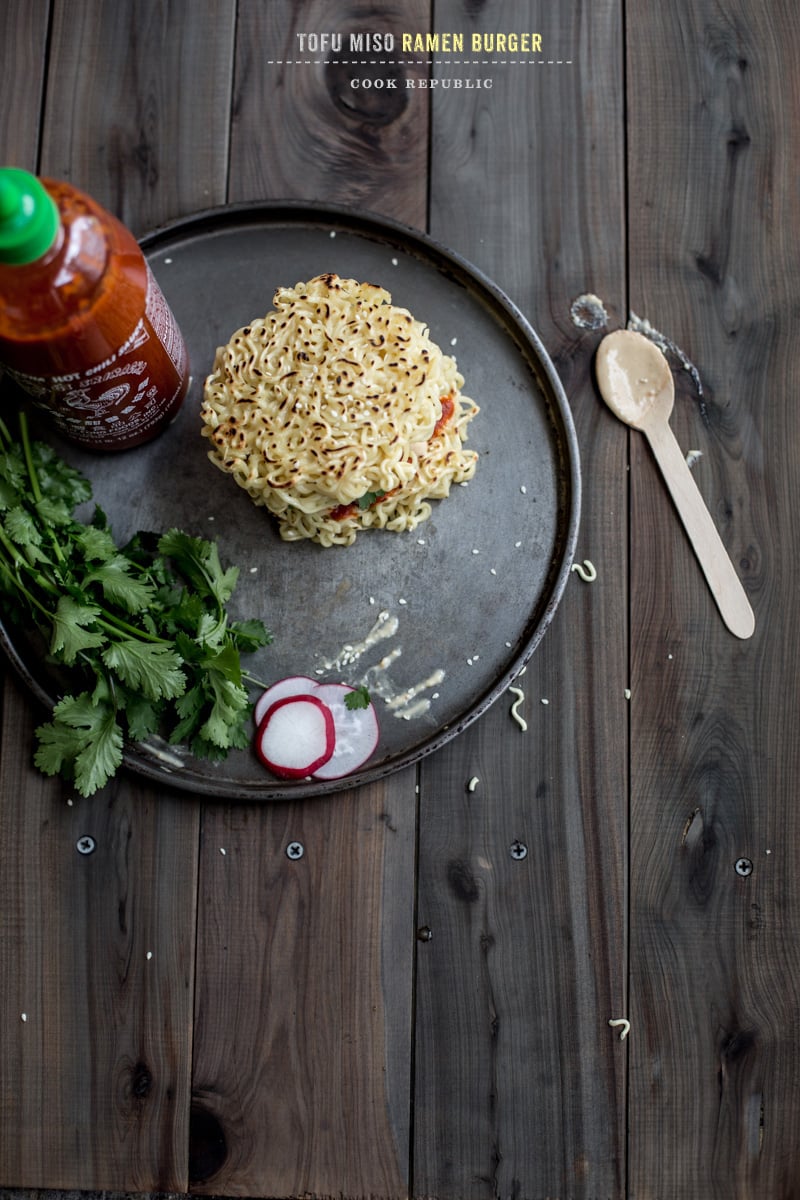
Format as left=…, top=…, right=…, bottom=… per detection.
left=509, top=686, right=527, bottom=731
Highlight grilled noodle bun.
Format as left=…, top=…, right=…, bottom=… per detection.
left=201, top=274, right=479, bottom=546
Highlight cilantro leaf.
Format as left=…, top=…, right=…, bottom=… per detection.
left=85, top=553, right=156, bottom=612
left=34, top=496, right=74, bottom=527
left=50, top=596, right=105, bottom=664
left=197, top=645, right=250, bottom=749
left=196, top=610, right=226, bottom=647
left=120, top=690, right=162, bottom=741
left=102, top=639, right=186, bottom=701
left=228, top=618, right=273, bottom=652
left=0, top=446, right=27, bottom=492
left=344, top=684, right=372, bottom=711
left=75, top=525, right=117, bottom=562
left=34, top=692, right=123, bottom=796
left=157, top=528, right=239, bottom=605
left=357, top=489, right=385, bottom=510
left=0, top=478, right=19, bottom=510
left=4, top=506, right=46, bottom=561
left=31, top=441, right=92, bottom=511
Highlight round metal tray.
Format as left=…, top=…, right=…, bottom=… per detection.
left=0, top=201, right=580, bottom=799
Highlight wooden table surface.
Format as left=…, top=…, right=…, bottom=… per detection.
left=1, top=3, right=798, bottom=1198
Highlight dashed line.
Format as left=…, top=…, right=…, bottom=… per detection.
left=266, top=59, right=573, bottom=66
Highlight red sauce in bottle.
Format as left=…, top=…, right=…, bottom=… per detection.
left=0, top=173, right=189, bottom=450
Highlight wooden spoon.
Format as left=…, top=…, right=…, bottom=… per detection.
left=595, top=329, right=755, bottom=639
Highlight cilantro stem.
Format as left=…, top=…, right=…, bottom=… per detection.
left=242, top=669, right=272, bottom=691
left=17, top=411, right=71, bottom=572
left=18, top=412, right=42, bottom=504
left=0, top=523, right=25, bottom=568
left=94, top=612, right=167, bottom=644
left=0, top=555, right=60, bottom=623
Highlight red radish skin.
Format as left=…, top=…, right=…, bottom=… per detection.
left=252, top=677, right=380, bottom=781
left=253, top=674, right=319, bottom=728
left=255, top=693, right=335, bottom=780
left=311, top=683, right=380, bottom=780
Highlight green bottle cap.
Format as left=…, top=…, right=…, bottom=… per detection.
left=0, top=167, right=60, bottom=265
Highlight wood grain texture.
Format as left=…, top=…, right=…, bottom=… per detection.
left=190, top=782, right=415, bottom=1197
left=38, top=0, right=237, bottom=232
left=0, top=678, right=199, bottom=1191
left=414, top=1, right=629, bottom=1197
left=626, top=1, right=800, bottom=1196
left=228, top=0, right=430, bottom=225
left=0, top=0, right=50, bottom=171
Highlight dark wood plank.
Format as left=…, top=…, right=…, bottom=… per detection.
left=190, top=785, right=415, bottom=1196
left=413, top=2, right=628, bottom=1198
left=189, top=4, right=425, bottom=1194
left=228, top=0, right=430, bottom=226
left=0, top=681, right=198, bottom=1190
left=39, top=0, right=236, bottom=233
left=0, top=0, right=50, bottom=170
left=626, top=1, right=800, bottom=1196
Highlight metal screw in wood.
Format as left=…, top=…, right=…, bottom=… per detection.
left=286, top=842, right=304, bottom=860
left=76, top=836, right=96, bottom=855
left=510, top=840, right=528, bottom=860
left=735, top=857, right=754, bottom=877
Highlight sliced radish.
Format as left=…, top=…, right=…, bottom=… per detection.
left=255, top=693, right=335, bottom=779
left=253, top=674, right=319, bottom=728
left=310, top=683, right=380, bottom=779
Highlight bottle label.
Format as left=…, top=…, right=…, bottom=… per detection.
left=3, top=270, right=188, bottom=449
left=145, top=262, right=185, bottom=373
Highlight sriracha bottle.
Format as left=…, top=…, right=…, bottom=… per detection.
left=0, top=167, right=189, bottom=450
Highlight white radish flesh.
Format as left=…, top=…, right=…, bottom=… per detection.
left=253, top=674, right=318, bottom=728
left=255, top=694, right=335, bottom=779
left=311, top=683, right=380, bottom=779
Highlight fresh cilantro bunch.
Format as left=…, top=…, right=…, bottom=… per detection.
left=0, top=413, right=272, bottom=796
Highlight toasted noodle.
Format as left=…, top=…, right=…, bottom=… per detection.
left=200, top=273, right=480, bottom=546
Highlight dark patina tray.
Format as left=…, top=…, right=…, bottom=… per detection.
left=0, top=201, right=581, bottom=799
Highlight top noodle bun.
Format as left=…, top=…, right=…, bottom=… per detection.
left=201, top=273, right=479, bottom=546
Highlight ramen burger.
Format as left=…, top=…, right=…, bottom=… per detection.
left=200, top=273, right=479, bottom=546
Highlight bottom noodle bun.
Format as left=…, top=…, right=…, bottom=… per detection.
left=200, top=273, right=480, bottom=546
